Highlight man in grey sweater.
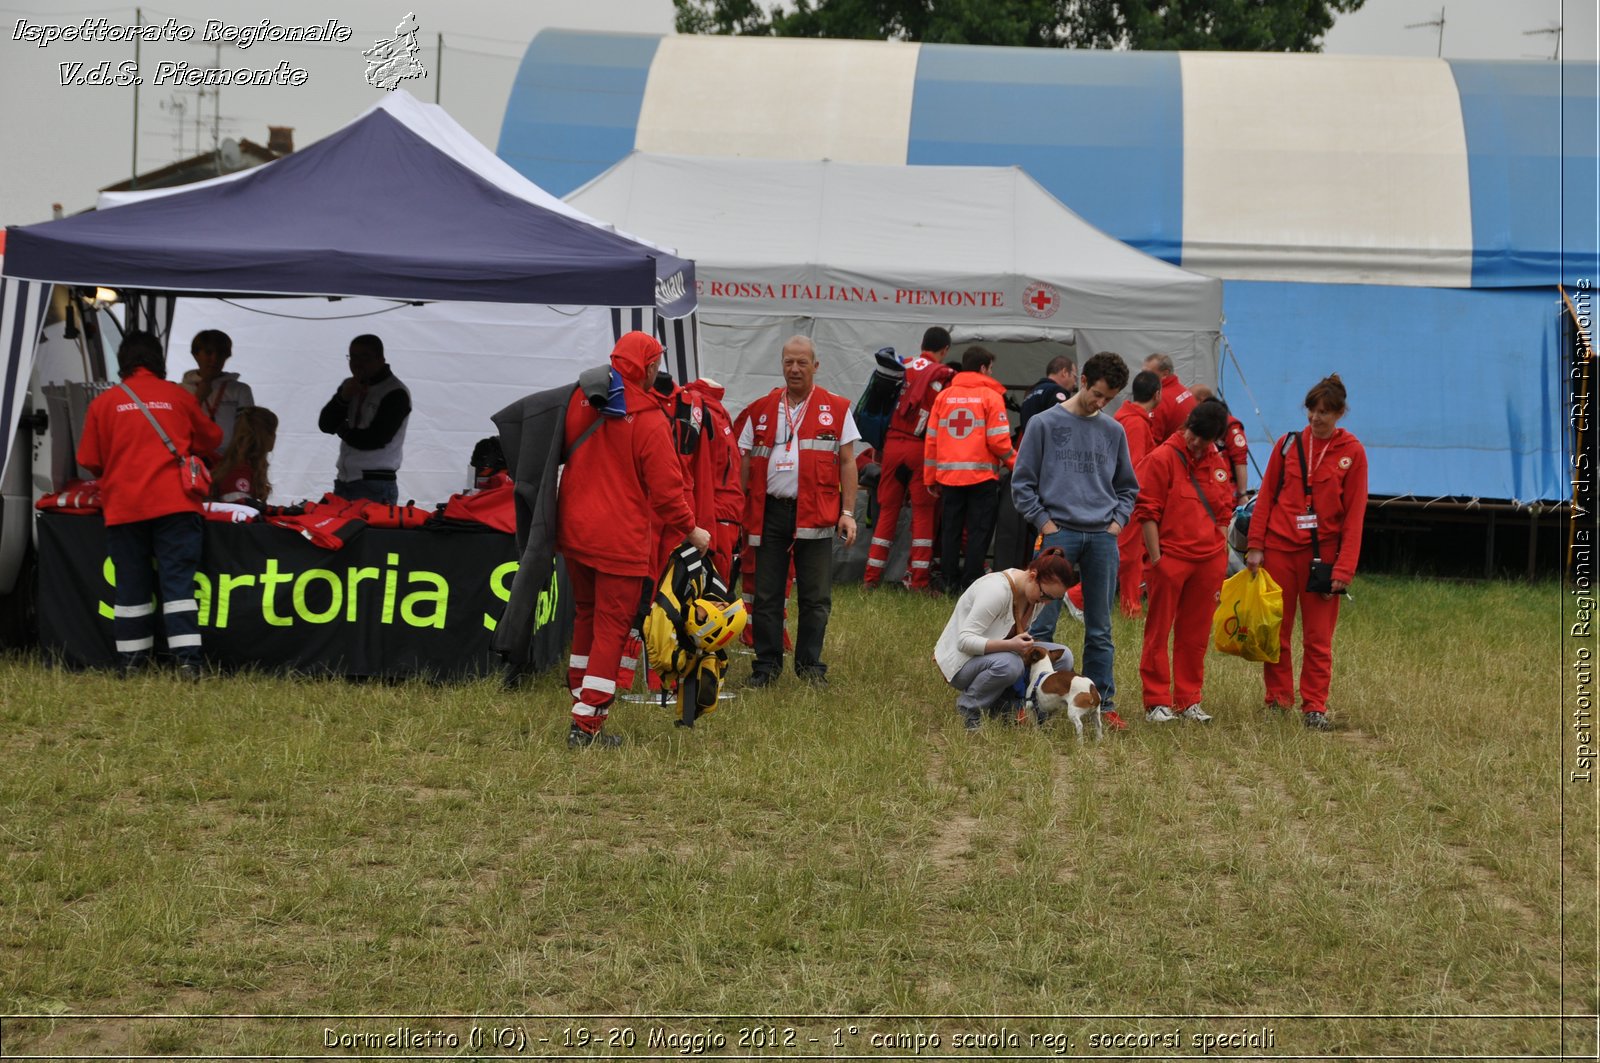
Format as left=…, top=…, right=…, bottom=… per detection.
left=1011, top=352, right=1139, bottom=729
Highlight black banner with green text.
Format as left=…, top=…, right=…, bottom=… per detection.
left=37, top=514, right=572, bottom=679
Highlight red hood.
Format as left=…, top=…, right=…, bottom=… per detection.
left=683, top=378, right=725, bottom=403
left=610, top=331, right=663, bottom=386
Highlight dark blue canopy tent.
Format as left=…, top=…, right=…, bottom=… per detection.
left=0, top=93, right=698, bottom=481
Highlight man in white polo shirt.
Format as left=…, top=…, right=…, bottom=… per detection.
left=737, top=336, right=860, bottom=688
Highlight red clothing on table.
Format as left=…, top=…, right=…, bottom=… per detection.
left=211, top=461, right=258, bottom=504
left=1150, top=372, right=1196, bottom=440
left=1249, top=427, right=1368, bottom=585
left=77, top=368, right=223, bottom=526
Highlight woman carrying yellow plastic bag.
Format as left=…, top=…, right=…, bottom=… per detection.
left=1212, top=568, right=1283, bottom=664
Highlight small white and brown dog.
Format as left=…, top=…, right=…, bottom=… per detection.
left=1020, top=645, right=1103, bottom=741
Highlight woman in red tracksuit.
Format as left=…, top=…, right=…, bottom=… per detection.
left=1246, top=374, right=1367, bottom=731
left=1133, top=400, right=1235, bottom=723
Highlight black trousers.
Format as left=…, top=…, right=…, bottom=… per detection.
left=752, top=497, right=834, bottom=677
left=940, top=479, right=1001, bottom=593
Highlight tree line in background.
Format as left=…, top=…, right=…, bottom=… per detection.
left=674, top=0, right=1368, bottom=52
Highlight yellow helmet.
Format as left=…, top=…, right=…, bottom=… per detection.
left=688, top=598, right=746, bottom=653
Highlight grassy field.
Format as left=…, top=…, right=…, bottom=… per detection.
left=0, top=573, right=1589, bottom=1059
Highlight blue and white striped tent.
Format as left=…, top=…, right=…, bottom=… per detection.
left=501, top=32, right=1597, bottom=502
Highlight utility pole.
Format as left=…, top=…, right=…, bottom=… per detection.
left=131, top=7, right=141, bottom=188
left=1405, top=5, right=1445, bottom=58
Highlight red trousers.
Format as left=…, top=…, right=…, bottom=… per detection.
left=566, top=559, right=650, bottom=733
left=712, top=519, right=740, bottom=587
left=1262, top=546, right=1342, bottom=713
left=865, top=434, right=937, bottom=588
left=1117, top=519, right=1145, bottom=616
left=1139, top=550, right=1227, bottom=709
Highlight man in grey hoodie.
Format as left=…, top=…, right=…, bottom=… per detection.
left=1011, top=352, right=1138, bottom=729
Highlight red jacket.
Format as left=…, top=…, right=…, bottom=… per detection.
left=1249, top=427, right=1368, bottom=583
left=1132, top=432, right=1236, bottom=563
left=1114, top=401, right=1158, bottom=470
left=887, top=354, right=955, bottom=441
left=77, top=368, right=224, bottom=526
left=1220, top=416, right=1250, bottom=483
left=742, top=385, right=851, bottom=540
left=923, top=372, right=1015, bottom=487
left=1151, top=372, right=1196, bottom=440
left=556, top=333, right=695, bottom=577
left=683, top=379, right=743, bottom=523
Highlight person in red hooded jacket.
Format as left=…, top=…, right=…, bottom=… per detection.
left=557, top=332, right=710, bottom=748
left=865, top=327, right=954, bottom=591
left=1246, top=374, right=1368, bottom=732
left=1113, top=369, right=1162, bottom=617
left=682, top=377, right=742, bottom=583
left=77, top=330, right=223, bottom=678
left=1133, top=400, right=1235, bottom=724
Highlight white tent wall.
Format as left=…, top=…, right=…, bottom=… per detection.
left=566, top=154, right=1222, bottom=418
left=699, top=313, right=1217, bottom=419
left=168, top=298, right=619, bottom=506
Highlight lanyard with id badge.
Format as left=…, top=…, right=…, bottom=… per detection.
left=774, top=392, right=810, bottom=474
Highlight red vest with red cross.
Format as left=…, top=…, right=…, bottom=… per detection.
left=742, top=386, right=849, bottom=544
left=888, top=355, right=956, bottom=440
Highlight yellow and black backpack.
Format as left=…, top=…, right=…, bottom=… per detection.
left=641, top=541, right=746, bottom=726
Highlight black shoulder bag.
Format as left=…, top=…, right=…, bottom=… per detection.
left=1291, top=432, right=1337, bottom=595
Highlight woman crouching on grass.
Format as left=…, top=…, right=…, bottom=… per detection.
left=1134, top=399, right=1235, bottom=725
left=1246, top=374, right=1368, bottom=732
left=210, top=406, right=278, bottom=508
left=933, top=547, right=1079, bottom=731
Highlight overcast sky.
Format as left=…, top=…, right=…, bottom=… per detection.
left=1, top=0, right=1595, bottom=227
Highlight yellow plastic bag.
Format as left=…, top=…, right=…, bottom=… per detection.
left=1212, top=568, right=1283, bottom=663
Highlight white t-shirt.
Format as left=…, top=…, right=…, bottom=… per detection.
left=738, top=391, right=860, bottom=499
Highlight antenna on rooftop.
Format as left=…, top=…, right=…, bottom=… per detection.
left=1523, top=22, right=1562, bottom=61
left=1405, top=5, right=1445, bottom=58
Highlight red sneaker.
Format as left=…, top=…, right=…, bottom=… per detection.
left=1101, top=709, right=1129, bottom=732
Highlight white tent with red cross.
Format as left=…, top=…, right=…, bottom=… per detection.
left=566, top=152, right=1222, bottom=414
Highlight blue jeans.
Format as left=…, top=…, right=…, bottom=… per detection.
left=333, top=477, right=399, bottom=505
left=1027, top=527, right=1119, bottom=710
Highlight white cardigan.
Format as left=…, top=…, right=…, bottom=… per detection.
left=933, top=569, right=1041, bottom=681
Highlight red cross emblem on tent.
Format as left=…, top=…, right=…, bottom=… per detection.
left=945, top=409, right=977, bottom=438
left=1022, top=281, right=1060, bottom=319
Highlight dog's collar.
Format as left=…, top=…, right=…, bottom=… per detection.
left=1025, top=668, right=1050, bottom=704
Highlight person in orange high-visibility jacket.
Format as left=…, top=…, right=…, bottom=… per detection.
left=925, top=346, right=1016, bottom=593
left=865, top=327, right=955, bottom=591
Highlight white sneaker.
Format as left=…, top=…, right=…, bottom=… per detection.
left=1177, top=704, right=1213, bottom=723
left=1145, top=705, right=1177, bottom=723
